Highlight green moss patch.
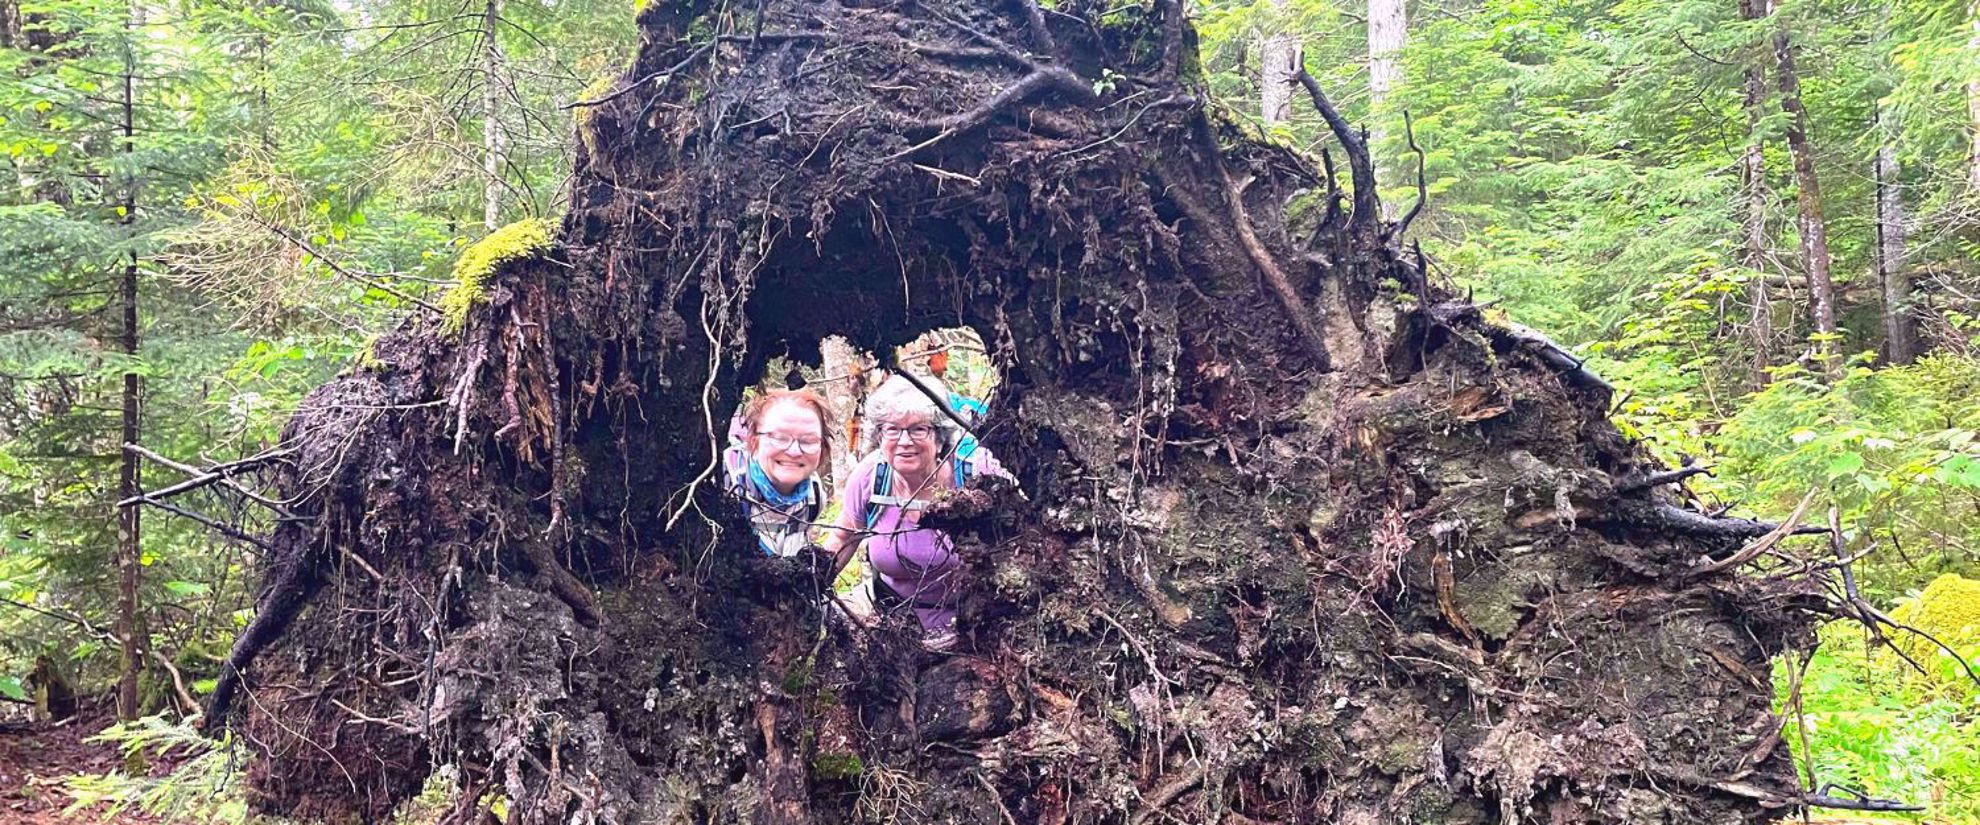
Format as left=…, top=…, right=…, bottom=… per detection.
left=440, top=217, right=555, bottom=334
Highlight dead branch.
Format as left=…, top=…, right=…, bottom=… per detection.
left=1803, top=785, right=1926, bottom=813
left=1393, top=109, right=1428, bottom=239
left=1480, top=321, right=1616, bottom=393
left=205, top=563, right=325, bottom=732
left=1616, top=464, right=1712, bottom=493
left=1606, top=499, right=1826, bottom=540
left=119, top=442, right=296, bottom=517
left=1295, top=68, right=1378, bottom=230
left=1688, top=489, right=1816, bottom=574
left=1, top=597, right=200, bottom=719
left=1826, top=505, right=1980, bottom=688
left=130, top=494, right=278, bottom=552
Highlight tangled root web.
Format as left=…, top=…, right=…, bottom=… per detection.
left=205, top=1, right=1830, bottom=823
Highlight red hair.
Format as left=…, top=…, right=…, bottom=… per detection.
left=742, top=389, right=835, bottom=469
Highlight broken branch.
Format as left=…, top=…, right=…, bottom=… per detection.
left=1295, top=68, right=1378, bottom=230
left=1688, top=489, right=1816, bottom=574
left=119, top=442, right=296, bottom=517
left=1617, top=464, right=1712, bottom=493
left=129, top=494, right=278, bottom=552
left=1393, top=109, right=1427, bottom=239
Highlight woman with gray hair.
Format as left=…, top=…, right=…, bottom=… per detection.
left=823, top=373, right=1005, bottom=651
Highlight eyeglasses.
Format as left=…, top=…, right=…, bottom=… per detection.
left=878, top=424, right=937, bottom=443
left=760, top=432, right=823, bottom=454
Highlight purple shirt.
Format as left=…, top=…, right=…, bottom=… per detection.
left=836, top=449, right=1005, bottom=632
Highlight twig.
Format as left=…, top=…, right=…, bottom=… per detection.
left=888, top=366, right=982, bottom=444
left=1129, top=764, right=1206, bottom=825
left=151, top=648, right=201, bottom=720
left=130, top=494, right=277, bottom=552
left=886, top=68, right=1092, bottom=161
left=563, top=40, right=715, bottom=109
left=251, top=217, right=443, bottom=314
left=1095, top=609, right=1177, bottom=686
left=974, top=772, right=1020, bottom=825
left=1617, top=464, right=1713, bottom=493
left=119, top=442, right=295, bottom=517
left=1193, top=116, right=1333, bottom=369
left=1393, top=109, right=1428, bottom=238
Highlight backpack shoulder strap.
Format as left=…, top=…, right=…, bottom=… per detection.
left=863, top=463, right=892, bottom=529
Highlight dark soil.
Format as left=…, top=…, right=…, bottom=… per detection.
left=0, top=706, right=169, bottom=824
left=207, top=2, right=1824, bottom=823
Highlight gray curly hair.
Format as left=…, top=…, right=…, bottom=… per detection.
left=862, top=373, right=953, bottom=451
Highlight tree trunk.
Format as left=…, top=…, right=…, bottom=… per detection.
left=1258, top=0, right=1299, bottom=124
left=1369, top=0, right=1407, bottom=214
left=1875, top=126, right=1915, bottom=365
left=1739, top=0, right=1773, bottom=389
left=481, top=0, right=506, bottom=231
left=115, top=0, right=142, bottom=722
left=0, top=0, right=20, bottom=49
left=211, top=5, right=1816, bottom=823
left=816, top=335, right=864, bottom=490
left=1772, top=22, right=1839, bottom=375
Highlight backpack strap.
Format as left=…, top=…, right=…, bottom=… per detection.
left=863, top=462, right=893, bottom=530
left=867, top=458, right=982, bottom=530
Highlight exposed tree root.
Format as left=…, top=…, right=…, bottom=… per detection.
left=212, top=3, right=1827, bottom=823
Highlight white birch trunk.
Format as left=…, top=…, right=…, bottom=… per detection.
left=1259, top=0, right=1300, bottom=125
left=1369, top=0, right=1407, bottom=216
left=482, top=0, right=506, bottom=231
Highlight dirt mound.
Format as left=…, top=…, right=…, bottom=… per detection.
left=209, top=2, right=1820, bottom=822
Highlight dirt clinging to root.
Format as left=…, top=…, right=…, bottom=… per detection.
left=214, top=2, right=1820, bottom=823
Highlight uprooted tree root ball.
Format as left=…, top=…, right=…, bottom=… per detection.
left=209, top=2, right=1824, bottom=822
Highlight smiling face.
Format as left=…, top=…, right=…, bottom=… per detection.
left=750, top=398, right=825, bottom=493
left=877, top=413, right=940, bottom=481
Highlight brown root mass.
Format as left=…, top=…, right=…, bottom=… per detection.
left=213, top=2, right=1820, bottom=823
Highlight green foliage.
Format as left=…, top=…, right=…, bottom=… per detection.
left=1886, top=574, right=1980, bottom=697
left=441, top=217, right=556, bottom=334
left=0, top=0, right=632, bottom=712
left=812, top=752, right=866, bottom=781
left=1779, top=627, right=1980, bottom=822
left=64, top=716, right=261, bottom=824
left=1712, top=356, right=1980, bottom=597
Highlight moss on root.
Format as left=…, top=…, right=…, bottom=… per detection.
left=810, top=753, right=864, bottom=781
left=440, top=218, right=555, bottom=335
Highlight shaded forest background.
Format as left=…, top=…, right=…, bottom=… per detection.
left=0, top=0, right=1975, bottom=820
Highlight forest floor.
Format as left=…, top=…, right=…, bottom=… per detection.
left=0, top=706, right=1935, bottom=824
left=0, top=706, right=166, bottom=824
